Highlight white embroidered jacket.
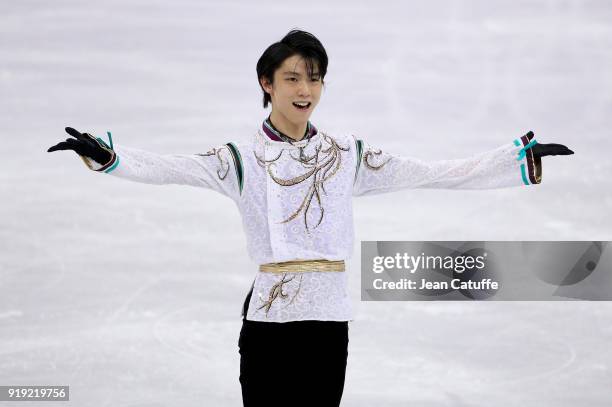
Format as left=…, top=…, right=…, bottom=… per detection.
left=82, top=124, right=542, bottom=322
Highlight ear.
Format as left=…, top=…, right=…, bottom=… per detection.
left=260, top=76, right=273, bottom=93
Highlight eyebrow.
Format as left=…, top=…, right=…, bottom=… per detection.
left=283, top=71, right=321, bottom=76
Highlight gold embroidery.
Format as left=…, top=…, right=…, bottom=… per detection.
left=255, top=134, right=349, bottom=231
left=254, top=149, right=282, bottom=168
left=289, top=143, right=321, bottom=165
left=196, top=147, right=230, bottom=180
left=285, top=274, right=303, bottom=307
left=363, top=147, right=391, bottom=170
left=257, top=273, right=303, bottom=316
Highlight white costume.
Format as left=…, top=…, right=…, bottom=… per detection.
left=82, top=121, right=541, bottom=322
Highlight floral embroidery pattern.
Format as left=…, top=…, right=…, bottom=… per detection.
left=363, top=147, right=392, bottom=170
left=254, top=134, right=350, bottom=231
left=257, top=273, right=303, bottom=316
left=197, top=147, right=230, bottom=180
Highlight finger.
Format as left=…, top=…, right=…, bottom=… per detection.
left=65, top=126, right=87, bottom=140
left=557, top=147, right=574, bottom=155
left=547, top=144, right=574, bottom=155
left=547, top=143, right=570, bottom=149
left=47, top=141, right=74, bottom=152
left=535, top=146, right=575, bottom=157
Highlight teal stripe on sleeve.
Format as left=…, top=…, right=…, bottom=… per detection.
left=354, top=139, right=363, bottom=184
left=226, top=142, right=244, bottom=195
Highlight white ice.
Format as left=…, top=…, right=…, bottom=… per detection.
left=1, top=0, right=612, bottom=406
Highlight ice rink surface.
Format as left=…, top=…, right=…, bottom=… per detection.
left=1, top=0, right=612, bottom=405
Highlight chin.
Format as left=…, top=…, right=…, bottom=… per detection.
left=288, top=115, right=311, bottom=125
left=297, top=117, right=312, bottom=126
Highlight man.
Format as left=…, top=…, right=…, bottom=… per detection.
left=47, top=29, right=573, bottom=407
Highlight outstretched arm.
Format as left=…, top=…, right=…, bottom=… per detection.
left=48, top=127, right=242, bottom=202
left=352, top=131, right=573, bottom=197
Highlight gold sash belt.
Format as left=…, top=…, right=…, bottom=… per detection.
left=259, top=259, right=345, bottom=274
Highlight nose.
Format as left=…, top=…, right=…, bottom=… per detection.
left=297, top=79, right=311, bottom=97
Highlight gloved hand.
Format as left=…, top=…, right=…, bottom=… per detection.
left=522, top=131, right=574, bottom=158
left=47, top=127, right=113, bottom=165
left=531, top=143, right=574, bottom=158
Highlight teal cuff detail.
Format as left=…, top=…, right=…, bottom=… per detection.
left=107, top=131, right=114, bottom=150
left=517, top=139, right=538, bottom=161
left=96, top=131, right=115, bottom=150
left=104, top=156, right=120, bottom=173
left=513, top=139, right=521, bottom=147
left=520, top=163, right=530, bottom=185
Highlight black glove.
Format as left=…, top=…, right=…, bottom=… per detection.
left=47, top=127, right=113, bottom=165
left=522, top=131, right=574, bottom=159
left=531, top=143, right=574, bottom=158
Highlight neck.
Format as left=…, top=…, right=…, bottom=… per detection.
left=269, top=110, right=307, bottom=141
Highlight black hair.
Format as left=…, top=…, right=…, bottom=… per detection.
left=256, top=29, right=328, bottom=108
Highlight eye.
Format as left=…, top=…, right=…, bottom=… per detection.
left=286, top=77, right=298, bottom=82
left=311, top=77, right=321, bottom=82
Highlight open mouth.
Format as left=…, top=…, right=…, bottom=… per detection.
left=292, top=102, right=311, bottom=111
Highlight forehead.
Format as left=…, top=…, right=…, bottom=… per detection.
left=277, top=54, right=319, bottom=75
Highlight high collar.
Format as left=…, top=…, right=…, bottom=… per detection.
left=262, top=117, right=318, bottom=143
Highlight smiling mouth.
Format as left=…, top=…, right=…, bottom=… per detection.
left=292, top=102, right=311, bottom=110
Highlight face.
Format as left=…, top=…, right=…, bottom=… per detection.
left=260, top=54, right=323, bottom=127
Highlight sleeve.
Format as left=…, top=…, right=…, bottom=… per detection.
left=352, top=132, right=542, bottom=197
left=80, top=137, right=244, bottom=202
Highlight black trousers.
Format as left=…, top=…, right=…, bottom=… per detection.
left=238, top=318, right=349, bottom=407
